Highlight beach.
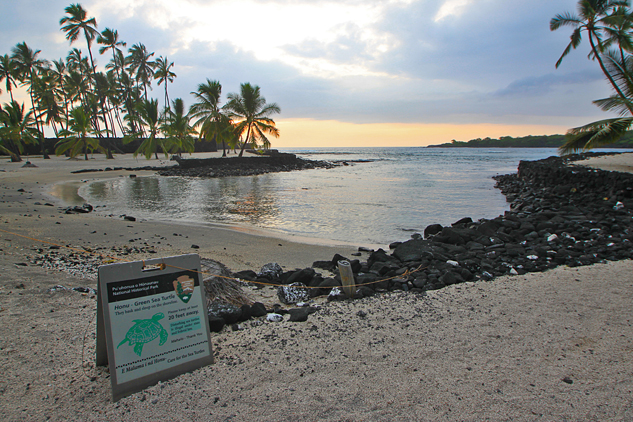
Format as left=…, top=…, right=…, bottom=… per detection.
left=1, top=151, right=633, bottom=421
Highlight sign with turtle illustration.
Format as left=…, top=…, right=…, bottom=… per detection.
left=118, top=312, right=169, bottom=356
left=96, top=254, right=213, bottom=402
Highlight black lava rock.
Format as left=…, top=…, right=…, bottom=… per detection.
left=208, top=316, right=225, bottom=333
left=251, top=302, right=267, bottom=317
left=288, top=307, right=311, bottom=322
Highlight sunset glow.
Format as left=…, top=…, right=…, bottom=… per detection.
left=275, top=119, right=571, bottom=148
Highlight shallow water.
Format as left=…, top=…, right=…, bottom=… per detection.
left=77, top=147, right=625, bottom=247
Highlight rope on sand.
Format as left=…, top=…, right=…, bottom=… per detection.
left=0, top=228, right=424, bottom=290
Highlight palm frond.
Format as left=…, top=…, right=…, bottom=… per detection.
left=550, top=12, right=583, bottom=30
left=559, top=117, right=633, bottom=154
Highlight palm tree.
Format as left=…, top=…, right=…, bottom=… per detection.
left=0, top=55, right=18, bottom=103
left=64, top=69, right=88, bottom=111
left=11, top=42, right=49, bottom=157
left=154, top=56, right=176, bottom=112
left=224, top=82, right=280, bottom=157
left=51, top=59, right=71, bottom=131
left=126, top=43, right=156, bottom=101
left=98, top=29, right=126, bottom=98
left=120, top=70, right=143, bottom=134
left=601, top=5, right=633, bottom=63
left=0, top=101, right=39, bottom=162
left=105, top=49, right=135, bottom=135
left=56, top=107, right=104, bottom=160
left=189, top=79, right=229, bottom=155
left=97, top=28, right=126, bottom=65
left=33, top=69, right=63, bottom=137
left=550, top=0, right=633, bottom=112
left=162, top=98, right=195, bottom=156
left=559, top=50, right=633, bottom=153
left=66, top=48, right=90, bottom=76
left=124, top=98, right=167, bottom=159
left=60, top=3, right=99, bottom=76
left=60, top=4, right=116, bottom=145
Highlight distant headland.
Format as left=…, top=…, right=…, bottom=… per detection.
left=427, top=133, right=633, bottom=148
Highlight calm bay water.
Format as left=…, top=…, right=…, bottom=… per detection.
left=79, top=147, right=612, bottom=248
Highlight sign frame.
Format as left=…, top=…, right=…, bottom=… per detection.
left=96, top=254, right=214, bottom=402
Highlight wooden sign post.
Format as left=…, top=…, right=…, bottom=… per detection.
left=96, top=254, right=214, bottom=401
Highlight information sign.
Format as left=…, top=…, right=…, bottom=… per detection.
left=96, top=254, right=213, bottom=401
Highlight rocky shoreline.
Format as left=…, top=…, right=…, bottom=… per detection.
left=67, top=151, right=337, bottom=177
left=191, top=152, right=633, bottom=329
left=158, top=152, right=336, bottom=178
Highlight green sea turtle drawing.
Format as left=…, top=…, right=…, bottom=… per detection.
left=117, top=312, right=168, bottom=357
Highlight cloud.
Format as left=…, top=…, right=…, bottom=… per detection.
left=494, top=70, right=604, bottom=97
left=434, top=0, right=473, bottom=22
left=0, top=0, right=619, bottom=138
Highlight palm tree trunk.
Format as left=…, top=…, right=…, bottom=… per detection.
left=238, top=124, right=252, bottom=157
left=108, top=105, right=117, bottom=138
left=28, top=75, right=49, bottom=159
left=61, top=90, right=70, bottom=132
left=114, top=107, right=126, bottom=136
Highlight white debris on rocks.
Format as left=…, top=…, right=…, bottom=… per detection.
left=266, top=313, right=283, bottom=323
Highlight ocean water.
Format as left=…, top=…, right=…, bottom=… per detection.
left=78, top=147, right=619, bottom=248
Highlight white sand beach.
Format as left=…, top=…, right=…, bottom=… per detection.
left=1, top=151, right=632, bottom=421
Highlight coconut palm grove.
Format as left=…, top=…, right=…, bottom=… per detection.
left=0, top=3, right=280, bottom=162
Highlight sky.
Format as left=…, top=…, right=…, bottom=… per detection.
left=0, top=0, right=618, bottom=147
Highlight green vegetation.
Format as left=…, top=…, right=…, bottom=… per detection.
left=551, top=0, right=633, bottom=154
left=0, top=3, right=280, bottom=160
left=429, top=133, right=633, bottom=148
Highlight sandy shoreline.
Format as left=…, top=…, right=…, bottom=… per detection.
left=0, top=152, right=362, bottom=272
left=2, top=151, right=633, bottom=421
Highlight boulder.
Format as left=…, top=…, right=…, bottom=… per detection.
left=208, top=300, right=242, bottom=325
left=207, top=316, right=225, bottom=333
left=286, top=268, right=316, bottom=285
left=239, top=304, right=252, bottom=321
left=277, top=282, right=311, bottom=305
left=288, top=307, right=312, bottom=322
left=424, top=224, right=443, bottom=238
left=251, top=302, right=267, bottom=317
left=258, top=263, right=283, bottom=280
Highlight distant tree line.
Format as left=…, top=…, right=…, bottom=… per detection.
left=0, top=3, right=280, bottom=162
left=430, top=133, right=633, bottom=148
